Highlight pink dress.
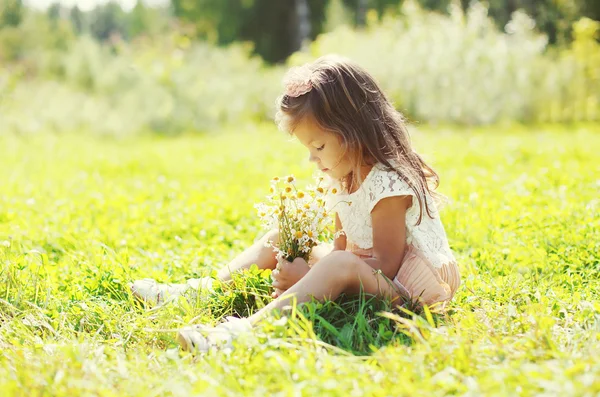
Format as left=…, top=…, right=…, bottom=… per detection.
left=327, top=162, right=461, bottom=309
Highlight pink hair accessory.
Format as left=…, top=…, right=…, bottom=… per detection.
left=283, top=66, right=313, bottom=97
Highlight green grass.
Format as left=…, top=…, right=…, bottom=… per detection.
left=1, top=123, right=599, bottom=396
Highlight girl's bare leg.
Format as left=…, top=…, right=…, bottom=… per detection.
left=217, top=229, right=280, bottom=282
left=247, top=251, right=401, bottom=324
left=132, top=230, right=333, bottom=304
left=217, top=231, right=334, bottom=282
left=131, top=230, right=280, bottom=304
left=176, top=250, right=400, bottom=352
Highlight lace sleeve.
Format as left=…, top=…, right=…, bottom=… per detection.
left=367, top=168, right=415, bottom=213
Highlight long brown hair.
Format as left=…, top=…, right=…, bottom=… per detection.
left=275, top=55, right=441, bottom=225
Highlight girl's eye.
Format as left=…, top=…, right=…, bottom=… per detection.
left=316, top=145, right=325, bottom=151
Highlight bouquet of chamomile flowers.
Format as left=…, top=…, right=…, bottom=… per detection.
left=255, top=175, right=337, bottom=263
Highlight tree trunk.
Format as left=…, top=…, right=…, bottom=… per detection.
left=295, top=0, right=311, bottom=51
left=356, top=0, right=368, bottom=26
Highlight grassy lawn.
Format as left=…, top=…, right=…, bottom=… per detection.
left=1, top=124, right=599, bottom=396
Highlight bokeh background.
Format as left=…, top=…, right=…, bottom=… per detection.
left=1, top=0, right=599, bottom=135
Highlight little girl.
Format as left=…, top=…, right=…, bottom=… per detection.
left=131, top=55, right=461, bottom=352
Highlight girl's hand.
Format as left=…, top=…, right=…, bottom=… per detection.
left=271, top=257, right=310, bottom=298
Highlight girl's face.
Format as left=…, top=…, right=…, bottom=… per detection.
left=293, top=117, right=353, bottom=180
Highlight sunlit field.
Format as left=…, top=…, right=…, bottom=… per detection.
left=1, top=123, right=599, bottom=395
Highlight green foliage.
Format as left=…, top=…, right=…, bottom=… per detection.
left=484, top=0, right=587, bottom=45
left=0, top=0, right=23, bottom=28
left=170, top=0, right=327, bottom=63
left=199, top=265, right=274, bottom=319
left=0, top=9, right=74, bottom=62
left=3, top=0, right=596, bottom=65
left=542, top=17, right=600, bottom=122
left=87, top=2, right=128, bottom=41
left=324, top=0, right=354, bottom=32
left=126, top=1, right=171, bottom=38
left=296, top=1, right=600, bottom=124
left=0, top=2, right=599, bottom=134
left=340, top=0, right=593, bottom=45
left=0, top=124, right=599, bottom=394
left=62, top=1, right=172, bottom=42
left=0, top=32, right=283, bottom=135
left=295, top=294, right=421, bottom=353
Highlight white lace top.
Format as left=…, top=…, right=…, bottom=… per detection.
left=326, top=162, right=456, bottom=268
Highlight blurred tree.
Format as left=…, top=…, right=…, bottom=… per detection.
left=295, top=0, right=312, bottom=48
left=5, top=0, right=595, bottom=65
left=0, top=0, right=23, bottom=27
left=342, top=0, right=405, bottom=25
left=482, top=0, right=581, bottom=44
left=338, top=0, right=596, bottom=44
left=324, top=0, right=354, bottom=32
left=170, top=0, right=326, bottom=63
left=69, top=6, right=85, bottom=34
left=581, top=0, right=600, bottom=24
left=47, top=3, right=61, bottom=20
left=44, top=5, right=75, bottom=51
left=167, top=0, right=598, bottom=62
left=127, top=1, right=171, bottom=38
left=1, top=7, right=74, bottom=62
left=356, top=0, right=368, bottom=25
left=88, top=2, right=128, bottom=41
left=242, top=0, right=296, bottom=62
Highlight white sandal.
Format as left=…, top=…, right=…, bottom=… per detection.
left=129, top=277, right=214, bottom=306
left=177, top=316, right=253, bottom=353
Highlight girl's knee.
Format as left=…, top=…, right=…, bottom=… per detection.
left=260, top=229, right=279, bottom=245
left=314, top=251, right=360, bottom=283
left=310, top=242, right=334, bottom=263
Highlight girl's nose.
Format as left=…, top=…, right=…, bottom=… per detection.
left=308, top=153, right=319, bottom=163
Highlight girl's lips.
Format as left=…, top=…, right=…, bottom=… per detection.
left=321, top=168, right=329, bottom=172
